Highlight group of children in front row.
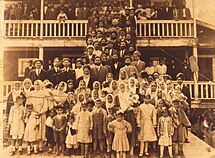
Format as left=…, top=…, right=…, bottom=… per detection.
left=8, top=87, right=191, bottom=158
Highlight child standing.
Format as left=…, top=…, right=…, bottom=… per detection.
left=24, top=104, right=40, bottom=155
left=52, top=105, right=67, bottom=156
left=76, top=102, right=93, bottom=157
left=65, top=113, right=78, bottom=156
left=169, top=98, right=191, bottom=157
left=92, top=98, right=107, bottom=156
left=137, top=94, right=157, bottom=156
left=104, top=107, right=116, bottom=156
left=108, top=110, right=132, bottom=158
left=157, top=107, right=174, bottom=158
left=8, top=96, right=25, bottom=155
left=45, top=108, right=56, bottom=154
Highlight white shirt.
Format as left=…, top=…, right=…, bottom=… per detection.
left=114, top=62, right=118, bottom=69
left=145, top=66, right=156, bottom=75
left=75, top=68, right=83, bottom=79
left=36, top=69, right=41, bottom=76
left=183, top=8, right=186, bottom=17
left=156, top=64, right=167, bottom=75
left=83, top=75, right=90, bottom=87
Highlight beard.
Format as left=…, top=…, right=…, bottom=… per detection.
left=95, top=62, right=100, bottom=66
left=101, top=61, right=107, bottom=65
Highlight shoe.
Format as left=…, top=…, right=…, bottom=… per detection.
left=33, top=145, right=38, bottom=154
left=185, top=139, right=190, bottom=143
left=27, top=146, right=31, bottom=155
left=39, top=148, right=43, bottom=152
left=145, top=152, right=149, bottom=156
left=169, top=154, right=173, bottom=158
left=179, top=151, right=185, bottom=157
left=139, top=153, right=143, bottom=157
left=9, top=151, right=15, bottom=156
left=55, top=150, right=59, bottom=156
left=159, top=154, right=163, bottom=158
left=18, top=150, right=22, bottom=155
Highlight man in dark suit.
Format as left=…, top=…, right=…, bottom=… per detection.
left=120, top=55, right=139, bottom=79
left=109, top=53, right=124, bottom=80
left=91, top=56, right=108, bottom=83
left=176, top=72, right=191, bottom=143
left=29, top=59, right=47, bottom=83
left=178, top=1, right=191, bottom=20
left=47, top=57, right=62, bottom=86
left=77, top=64, right=97, bottom=90
left=101, top=53, right=111, bottom=73
left=24, top=60, right=35, bottom=78
left=60, top=58, right=76, bottom=86
left=118, top=41, right=127, bottom=62
left=163, top=1, right=173, bottom=20
left=131, top=51, right=145, bottom=77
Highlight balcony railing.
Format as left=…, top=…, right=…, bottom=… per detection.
left=2, top=81, right=215, bottom=101
left=4, top=20, right=88, bottom=38
left=137, top=20, right=195, bottom=37
left=4, top=20, right=195, bottom=38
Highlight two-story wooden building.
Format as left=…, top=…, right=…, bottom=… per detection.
left=1, top=0, right=215, bottom=108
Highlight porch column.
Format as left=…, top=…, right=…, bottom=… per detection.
left=130, top=0, right=133, bottom=7
left=212, top=58, right=215, bottom=97
left=39, top=47, right=44, bottom=60
left=193, top=46, right=199, bottom=106
left=0, top=0, right=4, bottom=154
left=40, top=0, right=44, bottom=20
left=40, top=0, right=44, bottom=39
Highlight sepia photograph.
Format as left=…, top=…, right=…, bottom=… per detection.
left=0, top=0, right=215, bottom=157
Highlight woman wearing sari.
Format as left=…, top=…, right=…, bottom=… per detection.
left=6, top=81, right=22, bottom=118
left=53, top=81, right=68, bottom=106
left=115, top=82, right=138, bottom=156
left=26, top=80, right=49, bottom=152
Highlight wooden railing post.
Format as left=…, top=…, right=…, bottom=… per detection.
left=192, top=45, right=200, bottom=107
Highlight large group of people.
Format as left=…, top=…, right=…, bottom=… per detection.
left=4, top=0, right=191, bottom=21
left=6, top=49, right=192, bottom=158
left=4, top=0, right=194, bottom=157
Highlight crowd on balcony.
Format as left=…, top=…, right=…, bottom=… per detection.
left=4, top=0, right=192, bottom=21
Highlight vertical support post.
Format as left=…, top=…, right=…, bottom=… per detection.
left=193, top=46, right=199, bottom=105
left=39, top=47, right=44, bottom=60
left=40, top=0, right=44, bottom=39
left=130, top=0, right=133, bottom=7
left=212, top=58, right=215, bottom=97
left=0, top=1, right=4, bottom=155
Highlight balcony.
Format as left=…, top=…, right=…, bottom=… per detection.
left=3, top=20, right=197, bottom=47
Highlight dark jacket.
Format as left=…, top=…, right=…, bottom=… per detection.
left=76, top=76, right=97, bottom=90
left=29, top=69, right=47, bottom=83
left=47, top=68, right=62, bottom=86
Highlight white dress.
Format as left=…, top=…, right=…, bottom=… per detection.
left=8, top=105, right=25, bottom=139
left=76, top=111, right=93, bottom=143
left=137, top=103, right=157, bottom=142
left=158, top=116, right=173, bottom=146
left=108, top=119, right=132, bottom=152
left=24, top=111, right=39, bottom=142
left=65, top=122, right=78, bottom=148
left=27, top=90, right=49, bottom=141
